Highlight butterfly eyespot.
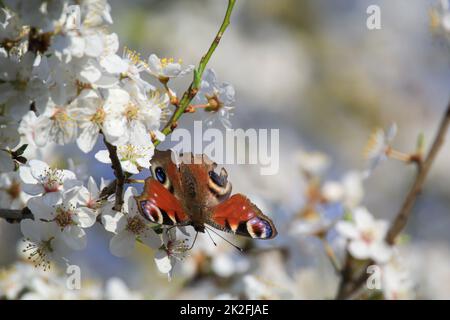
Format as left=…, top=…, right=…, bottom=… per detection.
left=140, top=200, right=163, bottom=224
left=209, top=170, right=225, bottom=187
left=246, top=217, right=273, bottom=239
left=155, top=167, right=166, bottom=184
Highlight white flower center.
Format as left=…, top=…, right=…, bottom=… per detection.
left=90, top=107, right=105, bottom=126
left=124, top=102, right=140, bottom=121
left=40, top=168, right=63, bottom=193
left=117, top=144, right=148, bottom=163
left=54, top=205, right=75, bottom=229
left=126, top=215, right=146, bottom=235
left=22, top=238, right=55, bottom=271
left=361, top=230, right=375, bottom=244
left=50, top=107, right=70, bottom=125
left=166, top=239, right=189, bottom=261
left=4, top=179, right=21, bottom=199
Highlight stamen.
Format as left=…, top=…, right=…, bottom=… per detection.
left=126, top=216, right=146, bottom=234
left=22, top=238, right=54, bottom=271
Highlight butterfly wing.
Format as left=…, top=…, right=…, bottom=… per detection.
left=135, top=178, right=190, bottom=226
left=208, top=194, right=277, bottom=239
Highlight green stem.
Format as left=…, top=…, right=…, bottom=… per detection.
left=154, top=0, right=236, bottom=146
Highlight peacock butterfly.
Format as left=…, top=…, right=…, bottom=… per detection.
left=134, top=149, right=277, bottom=241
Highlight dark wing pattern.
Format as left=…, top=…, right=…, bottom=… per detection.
left=135, top=178, right=190, bottom=226
left=208, top=194, right=277, bottom=239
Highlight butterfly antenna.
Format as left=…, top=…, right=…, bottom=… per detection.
left=188, top=231, right=199, bottom=250
left=205, top=225, right=243, bottom=252
left=205, top=227, right=217, bottom=247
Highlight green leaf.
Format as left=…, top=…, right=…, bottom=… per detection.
left=15, top=156, right=27, bottom=164
left=14, top=144, right=28, bottom=156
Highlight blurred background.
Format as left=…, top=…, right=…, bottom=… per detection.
left=1, top=0, right=450, bottom=299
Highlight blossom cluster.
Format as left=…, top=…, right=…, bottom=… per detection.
left=284, top=122, right=415, bottom=299
left=0, top=261, right=142, bottom=299
left=0, top=0, right=237, bottom=280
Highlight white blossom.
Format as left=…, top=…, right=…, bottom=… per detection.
left=34, top=99, right=78, bottom=147
left=0, top=171, right=28, bottom=209
left=296, top=150, right=330, bottom=177
left=4, top=0, right=65, bottom=32
left=19, top=159, right=80, bottom=205
left=381, top=256, right=415, bottom=300
left=431, top=0, right=450, bottom=33
left=0, top=8, right=22, bottom=44
left=0, top=117, right=20, bottom=171
left=102, top=187, right=161, bottom=257
left=154, top=228, right=190, bottom=280
left=0, top=262, right=47, bottom=299
left=146, top=54, right=194, bottom=81
left=321, top=171, right=364, bottom=209
left=27, top=188, right=97, bottom=250
left=0, top=52, right=49, bottom=119
left=20, top=219, right=69, bottom=270
left=69, top=88, right=129, bottom=153
left=76, top=176, right=106, bottom=215
left=51, top=4, right=112, bottom=63
left=242, top=275, right=276, bottom=300
left=18, top=111, right=40, bottom=147
left=104, top=277, right=142, bottom=300
left=95, top=143, right=154, bottom=174
left=195, top=68, right=235, bottom=128
left=107, top=47, right=154, bottom=91
left=336, top=207, right=393, bottom=263
left=109, top=81, right=166, bottom=147
left=363, top=123, right=397, bottom=174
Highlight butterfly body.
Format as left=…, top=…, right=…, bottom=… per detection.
left=135, top=150, right=277, bottom=240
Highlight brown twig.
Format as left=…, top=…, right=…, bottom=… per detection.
left=385, top=104, right=450, bottom=244
left=0, top=207, right=33, bottom=222
left=103, top=136, right=125, bottom=211
left=335, top=102, right=450, bottom=299
left=98, top=179, right=117, bottom=201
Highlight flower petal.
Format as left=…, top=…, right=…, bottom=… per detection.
left=20, top=219, right=41, bottom=241
left=335, top=221, right=359, bottom=240
left=110, top=231, right=136, bottom=257
left=140, top=228, right=162, bottom=249
left=371, top=243, right=393, bottom=264
left=154, top=249, right=172, bottom=274
left=61, top=225, right=87, bottom=250
left=95, top=150, right=112, bottom=164
left=27, top=197, right=55, bottom=220
left=74, top=207, right=97, bottom=228
left=19, top=165, right=37, bottom=184
left=76, top=123, right=99, bottom=153
left=348, top=240, right=371, bottom=260
left=29, top=160, right=49, bottom=180
left=353, top=207, right=374, bottom=230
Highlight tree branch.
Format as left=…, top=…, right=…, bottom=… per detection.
left=335, top=101, right=450, bottom=299
left=0, top=207, right=33, bottom=223
left=385, top=104, right=450, bottom=244
left=103, top=136, right=125, bottom=211
left=154, top=0, right=236, bottom=146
